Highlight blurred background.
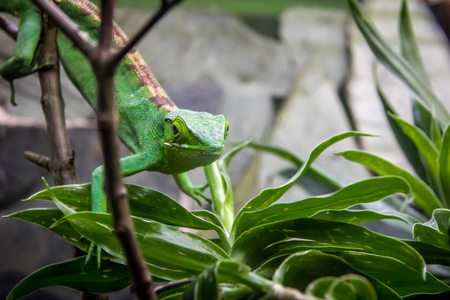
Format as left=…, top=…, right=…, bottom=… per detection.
left=1, top=0, right=450, bottom=298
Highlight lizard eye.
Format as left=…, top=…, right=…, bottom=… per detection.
left=172, top=124, right=180, bottom=136
left=224, top=120, right=229, bottom=139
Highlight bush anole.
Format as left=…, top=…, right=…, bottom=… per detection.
left=0, top=0, right=229, bottom=214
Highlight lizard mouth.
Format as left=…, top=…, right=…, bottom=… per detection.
left=164, top=142, right=224, bottom=155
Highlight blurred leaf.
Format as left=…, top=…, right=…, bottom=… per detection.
left=312, top=209, right=410, bottom=224
left=112, top=0, right=347, bottom=16
left=412, top=100, right=436, bottom=143
left=338, top=150, right=442, bottom=215
left=7, top=257, right=130, bottom=300
left=233, top=176, right=410, bottom=238
left=232, top=132, right=370, bottom=241
left=183, top=265, right=219, bottom=300
left=231, top=218, right=425, bottom=275
left=27, top=183, right=230, bottom=250
left=398, top=0, right=429, bottom=85
left=347, top=0, right=450, bottom=125
left=413, top=209, right=450, bottom=251
left=389, top=113, right=441, bottom=190
left=273, top=250, right=401, bottom=299
left=59, top=212, right=229, bottom=281
left=373, top=66, right=428, bottom=182
left=439, top=124, right=450, bottom=207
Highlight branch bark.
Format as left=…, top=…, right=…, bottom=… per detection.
left=421, top=0, right=450, bottom=48
left=0, top=14, right=18, bottom=40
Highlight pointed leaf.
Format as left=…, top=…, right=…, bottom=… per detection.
left=232, top=132, right=370, bottom=241
left=234, top=176, right=410, bottom=238
left=312, top=209, right=410, bottom=224
left=7, top=257, right=130, bottom=300
left=338, top=150, right=442, bottom=214
left=183, top=265, right=219, bottom=300
left=59, top=212, right=229, bottom=281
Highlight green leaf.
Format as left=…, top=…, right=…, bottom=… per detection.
left=439, top=124, right=450, bottom=207
left=233, top=176, right=410, bottom=238
left=7, top=256, right=130, bottom=300
left=231, top=219, right=425, bottom=275
left=336, top=251, right=449, bottom=296
left=273, top=250, right=401, bottom=300
left=404, top=240, right=450, bottom=267
left=347, top=0, right=450, bottom=125
left=337, top=150, right=442, bottom=215
left=183, top=265, right=219, bottom=300
left=248, top=141, right=342, bottom=194
left=5, top=208, right=92, bottom=253
left=59, top=212, right=229, bottom=281
left=27, top=183, right=230, bottom=250
left=413, top=208, right=450, bottom=251
left=231, top=132, right=370, bottom=241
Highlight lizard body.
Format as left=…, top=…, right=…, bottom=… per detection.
left=0, top=0, right=229, bottom=215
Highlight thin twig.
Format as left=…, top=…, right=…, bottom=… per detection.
left=111, top=0, right=183, bottom=66
left=0, top=14, right=18, bottom=40
left=31, top=0, right=95, bottom=60
left=24, top=151, right=50, bottom=170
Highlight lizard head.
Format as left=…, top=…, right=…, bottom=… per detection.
left=162, top=109, right=229, bottom=174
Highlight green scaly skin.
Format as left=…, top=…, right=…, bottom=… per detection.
left=1, top=0, right=229, bottom=262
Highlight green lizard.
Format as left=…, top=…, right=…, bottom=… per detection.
left=0, top=1, right=228, bottom=218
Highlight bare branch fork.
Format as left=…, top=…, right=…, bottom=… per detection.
left=30, top=0, right=183, bottom=299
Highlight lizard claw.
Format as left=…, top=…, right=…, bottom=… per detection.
left=184, top=183, right=211, bottom=205
left=86, top=242, right=102, bottom=269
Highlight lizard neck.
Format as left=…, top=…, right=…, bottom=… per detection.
left=60, top=0, right=179, bottom=112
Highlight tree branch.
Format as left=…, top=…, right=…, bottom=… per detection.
left=421, top=0, right=450, bottom=48
left=0, top=14, right=18, bottom=40
left=111, top=0, right=183, bottom=66
left=31, top=0, right=95, bottom=60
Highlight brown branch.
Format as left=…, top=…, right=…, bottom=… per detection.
left=111, top=0, right=183, bottom=66
left=24, top=151, right=50, bottom=170
left=0, top=14, right=18, bottom=40
left=31, top=0, right=95, bottom=60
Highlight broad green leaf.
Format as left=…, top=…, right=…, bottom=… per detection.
left=404, top=240, right=450, bottom=267
left=7, top=256, right=130, bottom=300
left=231, top=219, right=425, bottom=275
left=183, top=264, right=219, bottom=300
left=305, top=277, right=335, bottom=298
left=273, top=250, right=401, bottom=300
left=5, top=208, right=91, bottom=253
left=231, top=132, right=370, bottom=241
left=389, top=113, right=441, bottom=191
left=413, top=209, right=450, bottom=251
left=59, top=212, right=229, bottom=281
left=373, top=66, right=428, bottom=182
left=234, top=176, right=410, bottom=239
left=249, top=142, right=342, bottom=194
left=27, top=183, right=230, bottom=250
left=337, top=150, right=442, bottom=215
left=312, top=209, right=410, bottom=224
left=439, top=124, right=450, bottom=207
left=347, top=0, right=450, bottom=125
left=336, top=251, right=449, bottom=296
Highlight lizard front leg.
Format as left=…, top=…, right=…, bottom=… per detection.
left=88, top=151, right=154, bottom=265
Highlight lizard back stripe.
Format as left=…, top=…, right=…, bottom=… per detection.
left=63, top=0, right=178, bottom=111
